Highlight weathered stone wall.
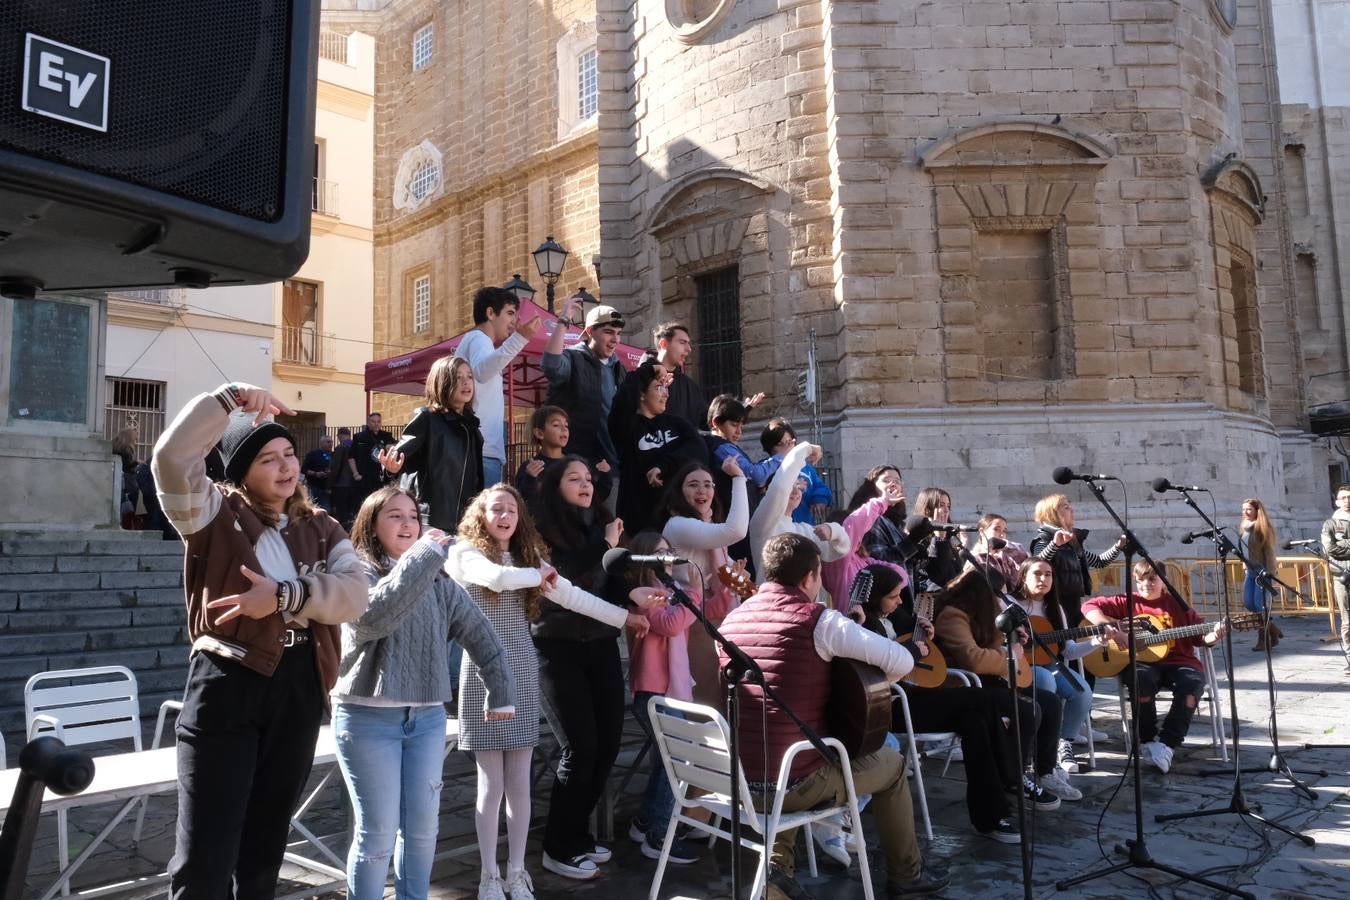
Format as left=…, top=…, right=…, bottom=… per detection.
left=597, top=0, right=1319, bottom=544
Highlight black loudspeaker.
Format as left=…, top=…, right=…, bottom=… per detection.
left=0, top=1, right=319, bottom=298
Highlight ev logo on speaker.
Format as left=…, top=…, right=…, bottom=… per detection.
left=21, top=34, right=110, bottom=133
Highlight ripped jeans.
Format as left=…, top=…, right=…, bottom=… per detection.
left=334, top=702, right=447, bottom=900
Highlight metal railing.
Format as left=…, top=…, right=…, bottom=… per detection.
left=106, top=289, right=186, bottom=307
left=319, top=30, right=349, bottom=65
left=312, top=179, right=340, bottom=217
left=1094, top=556, right=1341, bottom=638
left=276, top=325, right=337, bottom=368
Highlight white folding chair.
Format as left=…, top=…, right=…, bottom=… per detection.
left=24, top=666, right=143, bottom=896
left=1114, top=646, right=1228, bottom=762
left=890, top=679, right=957, bottom=841
left=646, top=696, right=875, bottom=900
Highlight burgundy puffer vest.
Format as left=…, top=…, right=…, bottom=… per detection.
left=718, top=584, right=832, bottom=784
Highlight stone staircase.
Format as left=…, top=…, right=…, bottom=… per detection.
left=0, top=529, right=188, bottom=745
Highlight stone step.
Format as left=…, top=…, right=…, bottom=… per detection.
left=1, top=571, right=183, bottom=593
left=0, top=538, right=184, bottom=558
left=0, top=554, right=184, bottom=576
left=6, top=587, right=184, bottom=612
left=0, top=624, right=186, bottom=658
left=2, top=605, right=186, bottom=634
left=0, top=646, right=174, bottom=683
left=0, top=527, right=162, bottom=541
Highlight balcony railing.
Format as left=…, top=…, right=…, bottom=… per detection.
left=106, top=289, right=187, bottom=307
left=319, top=30, right=349, bottom=65
left=277, top=325, right=336, bottom=368
left=312, top=179, right=340, bottom=217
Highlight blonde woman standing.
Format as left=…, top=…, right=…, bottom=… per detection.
left=1240, top=498, right=1282, bottom=651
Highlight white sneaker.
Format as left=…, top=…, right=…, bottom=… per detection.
left=584, top=843, right=611, bottom=864
left=1056, top=739, right=1080, bottom=774
left=1040, top=768, right=1082, bottom=801
left=503, top=869, right=534, bottom=900
left=811, top=821, right=851, bottom=868
left=541, top=852, right=599, bottom=880
left=1140, top=740, right=1173, bottom=774
left=478, top=872, right=507, bottom=900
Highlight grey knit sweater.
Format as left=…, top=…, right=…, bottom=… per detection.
left=332, top=537, right=515, bottom=710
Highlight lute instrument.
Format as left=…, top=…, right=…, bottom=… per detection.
left=828, top=570, right=894, bottom=758
left=1081, top=612, right=1263, bottom=678
left=1026, top=615, right=1119, bottom=667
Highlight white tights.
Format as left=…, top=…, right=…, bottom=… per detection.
left=475, top=748, right=533, bottom=877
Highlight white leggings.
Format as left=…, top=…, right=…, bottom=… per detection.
left=474, top=748, right=533, bottom=877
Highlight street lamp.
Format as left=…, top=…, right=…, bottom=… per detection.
left=531, top=235, right=569, bottom=313
left=503, top=273, right=536, bottom=303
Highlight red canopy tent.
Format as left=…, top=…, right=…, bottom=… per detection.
left=363, top=297, right=646, bottom=421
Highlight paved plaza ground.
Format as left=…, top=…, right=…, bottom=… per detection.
left=15, top=614, right=1350, bottom=899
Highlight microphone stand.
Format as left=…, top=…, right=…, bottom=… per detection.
left=651, top=569, right=839, bottom=900
left=994, top=605, right=1034, bottom=900
left=1166, top=492, right=1327, bottom=798
left=1152, top=526, right=1316, bottom=844
left=1055, top=479, right=1252, bottom=899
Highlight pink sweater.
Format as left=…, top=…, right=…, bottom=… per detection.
left=628, top=581, right=738, bottom=700
left=820, top=497, right=908, bottom=612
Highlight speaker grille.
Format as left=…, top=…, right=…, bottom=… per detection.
left=0, top=1, right=293, bottom=222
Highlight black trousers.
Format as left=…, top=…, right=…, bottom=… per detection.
left=1127, top=662, right=1206, bottom=748
left=897, top=686, right=1011, bottom=831
left=980, top=683, right=1062, bottom=777
left=169, top=644, right=323, bottom=899
left=535, top=635, right=626, bottom=859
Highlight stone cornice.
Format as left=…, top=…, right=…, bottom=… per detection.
left=107, top=297, right=178, bottom=329
left=317, top=79, right=373, bottom=119
left=839, top=402, right=1280, bottom=434
left=373, top=129, right=598, bottom=246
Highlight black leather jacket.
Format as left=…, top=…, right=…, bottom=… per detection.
left=393, top=406, right=484, bottom=531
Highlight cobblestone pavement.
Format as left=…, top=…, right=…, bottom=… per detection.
left=13, top=615, right=1350, bottom=899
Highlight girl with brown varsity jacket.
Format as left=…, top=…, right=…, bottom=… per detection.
left=152, top=382, right=368, bottom=898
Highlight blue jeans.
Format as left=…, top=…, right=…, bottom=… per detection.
left=1034, top=664, right=1093, bottom=742
left=483, top=457, right=504, bottom=489
left=333, top=703, right=447, bottom=900
left=632, top=691, right=676, bottom=845
left=1243, top=570, right=1269, bottom=613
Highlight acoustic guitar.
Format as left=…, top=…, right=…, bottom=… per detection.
left=896, top=592, right=949, bottom=689
left=1081, top=612, right=1263, bottom=678
left=1026, top=615, right=1118, bottom=667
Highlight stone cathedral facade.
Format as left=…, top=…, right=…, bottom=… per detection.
left=330, top=0, right=1346, bottom=543
left=594, top=0, right=1334, bottom=542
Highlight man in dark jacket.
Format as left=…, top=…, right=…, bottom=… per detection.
left=542, top=300, right=628, bottom=474
left=613, top=322, right=708, bottom=438
left=328, top=427, right=355, bottom=527
left=301, top=434, right=333, bottom=511
left=351, top=412, right=395, bottom=506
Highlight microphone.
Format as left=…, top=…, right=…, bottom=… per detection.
left=931, top=522, right=980, bottom=533
left=1052, top=466, right=1111, bottom=485
left=986, top=536, right=1008, bottom=551
left=994, top=602, right=1028, bottom=634
left=1284, top=539, right=1319, bottom=550
left=600, top=547, right=689, bottom=573
left=904, top=515, right=936, bottom=543
left=1179, top=527, right=1222, bottom=545
left=1151, top=477, right=1207, bottom=493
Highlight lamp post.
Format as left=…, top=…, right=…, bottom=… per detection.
left=503, top=273, right=536, bottom=304
left=531, top=235, right=569, bottom=313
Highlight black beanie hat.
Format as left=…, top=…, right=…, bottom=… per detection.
left=220, top=413, right=295, bottom=485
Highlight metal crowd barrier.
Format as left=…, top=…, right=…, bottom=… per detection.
left=1092, top=556, right=1339, bottom=639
